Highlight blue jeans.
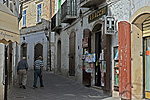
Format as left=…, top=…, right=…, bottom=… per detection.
left=33, top=69, right=43, bottom=87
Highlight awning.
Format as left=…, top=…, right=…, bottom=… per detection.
left=0, top=3, right=20, bottom=44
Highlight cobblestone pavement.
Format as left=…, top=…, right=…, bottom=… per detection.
left=8, top=70, right=118, bottom=100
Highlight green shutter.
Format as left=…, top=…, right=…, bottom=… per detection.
left=58, top=0, right=61, bottom=10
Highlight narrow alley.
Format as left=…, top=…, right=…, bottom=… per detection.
left=8, top=70, right=118, bottom=100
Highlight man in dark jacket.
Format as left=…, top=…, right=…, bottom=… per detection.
left=17, top=57, right=28, bottom=89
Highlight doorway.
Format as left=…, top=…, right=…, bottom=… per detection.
left=57, top=40, right=61, bottom=73
left=69, top=32, right=76, bottom=76
left=92, top=23, right=102, bottom=86
left=34, top=43, right=43, bottom=61
left=95, top=32, right=101, bottom=86
left=21, top=43, right=27, bottom=59
left=8, top=43, right=13, bottom=89
left=144, top=37, right=150, bottom=99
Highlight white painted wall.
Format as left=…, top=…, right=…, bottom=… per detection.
left=19, top=31, right=48, bottom=70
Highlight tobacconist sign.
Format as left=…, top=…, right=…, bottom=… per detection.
left=88, top=6, right=107, bottom=23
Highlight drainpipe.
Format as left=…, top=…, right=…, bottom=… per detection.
left=4, top=45, right=8, bottom=100
left=49, top=0, right=52, bottom=71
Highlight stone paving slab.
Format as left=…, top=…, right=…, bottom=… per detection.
left=8, top=70, right=118, bottom=100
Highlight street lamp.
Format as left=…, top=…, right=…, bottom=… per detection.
left=44, top=27, right=49, bottom=41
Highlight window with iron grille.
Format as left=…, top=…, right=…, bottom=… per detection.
left=37, top=4, right=42, bottom=22
left=23, top=10, right=26, bottom=26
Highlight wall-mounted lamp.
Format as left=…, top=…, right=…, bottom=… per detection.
left=44, top=27, right=49, bottom=41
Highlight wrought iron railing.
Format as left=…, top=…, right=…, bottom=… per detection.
left=61, top=0, right=77, bottom=21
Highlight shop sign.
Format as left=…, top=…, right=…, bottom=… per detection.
left=105, top=16, right=115, bottom=35
left=88, top=6, right=107, bottom=23
left=82, top=37, right=88, bottom=48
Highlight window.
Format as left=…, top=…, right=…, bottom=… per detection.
left=70, top=0, right=76, bottom=16
left=23, top=10, right=26, bottom=26
left=37, top=4, right=42, bottom=22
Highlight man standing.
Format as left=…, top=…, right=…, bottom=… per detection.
left=17, top=57, right=28, bottom=89
left=33, top=56, right=44, bottom=89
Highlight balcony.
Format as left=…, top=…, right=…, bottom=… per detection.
left=61, top=0, right=77, bottom=23
left=51, top=10, right=62, bottom=32
left=80, top=0, right=105, bottom=8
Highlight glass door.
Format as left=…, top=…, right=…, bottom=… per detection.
left=145, top=37, right=150, bottom=99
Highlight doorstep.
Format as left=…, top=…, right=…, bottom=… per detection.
left=91, top=86, right=103, bottom=93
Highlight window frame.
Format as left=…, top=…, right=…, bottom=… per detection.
left=23, top=10, right=27, bottom=27
left=37, top=3, right=42, bottom=23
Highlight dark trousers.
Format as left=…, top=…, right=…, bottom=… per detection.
left=33, top=69, right=43, bottom=87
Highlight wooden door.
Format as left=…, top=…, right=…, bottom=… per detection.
left=34, top=43, right=43, bottom=61
left=69, top=32, right=75, bottom=76
left=118, top=21, right=131, bottom=99
left=21, top=43, right=27, bottom=59
left=57, top=40, right=61, bottom=73
left=8, top=43, right=13, bottom=88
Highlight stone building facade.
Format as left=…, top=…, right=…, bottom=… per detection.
left=19, top=0, right=55, bottom=70
left=53, top=0, right=150, bottom=99
left=0, top=1, right=20, bottom=99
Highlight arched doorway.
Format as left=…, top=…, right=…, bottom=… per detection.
left=57, top=40, right=61, bottom=73
left=69, top=32, right=76, bottom=76
left=130, top=8, right=150, bottom=99
left=92, top=23, right=102, bottom=86
left=143, top=16, right=150, bottom=99
left=21, top=43, right=27, bottom=59
left=34, top=43, right=43, bottom=61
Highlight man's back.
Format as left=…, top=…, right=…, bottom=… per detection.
left=34, top=60, right=43, bottom=70
left=17, top=59, right=28, bottom=71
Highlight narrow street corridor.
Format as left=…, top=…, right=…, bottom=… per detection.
left=8, top=70, right=118, bottom=100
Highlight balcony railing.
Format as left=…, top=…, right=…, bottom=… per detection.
left=61, top=0, right=77, bottom=23
left=80, top=0, right=105, bottom=8
left=51, top=9, right=62, bottom=32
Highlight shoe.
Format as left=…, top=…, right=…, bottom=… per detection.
left=22, top=85, right=26, bottom=89
left=19, top=85, right=22, bottom=88
left=40, top=85, right=44, bottom=88
left=33, top=86, right=37, bottom=89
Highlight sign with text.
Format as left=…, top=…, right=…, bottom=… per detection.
left=105, top=16, right=115, bottom=35
left=88, top=6, right=107, bottom=23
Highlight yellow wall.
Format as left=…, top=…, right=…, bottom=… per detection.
left=20, top=0, right=55, bottom=28
left=130, top=6, right=150, bottom=100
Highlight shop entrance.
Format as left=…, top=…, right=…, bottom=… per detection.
left=142, top=16, right=150, bottom=99
left=144, top=37, right=150, bottom=99
left=92, top=23, right=102, bottom=86
left=95, top=32, right=101, bottom=86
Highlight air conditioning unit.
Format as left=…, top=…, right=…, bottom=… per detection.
left=105, top=16, right=115, bottom=35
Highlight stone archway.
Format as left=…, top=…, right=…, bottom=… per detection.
left=129, top=6, right=150, bottom=99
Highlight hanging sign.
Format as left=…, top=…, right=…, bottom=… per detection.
left=105, top=16, right=115, bottom=35
left=88, top=6, right=107, bottom=23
